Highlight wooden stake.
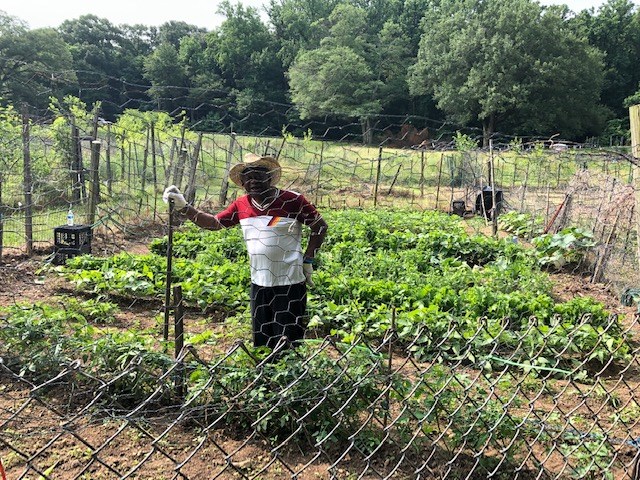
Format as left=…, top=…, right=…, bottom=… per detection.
left=629, top=104, right=640, bottom=275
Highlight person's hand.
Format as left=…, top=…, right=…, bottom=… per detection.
left=303, top=262, right=314, bottom=287
left=163, top=185, right=187, bottom=210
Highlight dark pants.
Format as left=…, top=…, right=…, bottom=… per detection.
left=250, top=282, right=307, bottom=349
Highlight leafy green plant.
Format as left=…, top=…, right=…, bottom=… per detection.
left=0, top=301, right=172, bottom=402
left=54, top=208, right=625, bottom=381
left=532, top=227, right=596, bottom=269
left=499, top=211, right=545, bottom=238
left=187, top=343, right=388, bottom=446
left=559, top=432, right=614, bottom=479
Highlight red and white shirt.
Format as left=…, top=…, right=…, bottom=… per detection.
left=215, top=190, right=322, bottom=287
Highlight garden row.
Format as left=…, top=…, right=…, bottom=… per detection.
left=56, top=208, right=628, bottom=379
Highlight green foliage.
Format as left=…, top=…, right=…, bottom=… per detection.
left=558, top=432, right=614, bottom=479
left=499, top=211, right=545, bottom=238
left=408, top=0, right=606, bottom=142
left=0, top=299, right=172, bottom=401
left=56, top=208, right=626, bottom=380
left=532, top=227, right=596, bottom=269
left=453, top=131, right=478, bottom=151
left=187, top=343, right=523, bottom=456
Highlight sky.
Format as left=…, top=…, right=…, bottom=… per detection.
left=1, top=0, right=633, bottom=31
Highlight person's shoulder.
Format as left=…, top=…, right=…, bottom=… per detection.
left=231, top=195, right=251, bottom=205
left=280, top=189, right=305, bottom=200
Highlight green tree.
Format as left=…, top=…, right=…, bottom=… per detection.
left=0, top=11, right=75, bottom=109
left=408, top=0, right=606, bottom=145
left=571, top=0, right=640, bottom=118
left=59, top=15, right=148, bottom=117
left=290, top=3, right=420, bottom=143
left=268, top=0, right=341, bottom=68
left=178, top=34, right=226, bottom=125
left=143, top=42, right=188, bottom=112
left=207, top=1, right=287, bottom=130
left=157, top=21, right=207, bottom=48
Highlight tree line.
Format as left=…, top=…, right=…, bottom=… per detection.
left=1, top=0, right=639, bottom=145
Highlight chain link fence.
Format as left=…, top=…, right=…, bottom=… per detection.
left=2, top=309, right=640, bottom=479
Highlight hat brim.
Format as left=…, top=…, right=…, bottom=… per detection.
left=229, top=155, right=281, bottom=187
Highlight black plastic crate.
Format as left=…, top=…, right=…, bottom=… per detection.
left=54, top=225, right=92, bottom=249
left=52, top=244, right=92, bottom=265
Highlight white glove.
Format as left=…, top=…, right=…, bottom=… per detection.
left=162, top=185, right=187, bottom=210
left=303, top=262, right=314, bottom=287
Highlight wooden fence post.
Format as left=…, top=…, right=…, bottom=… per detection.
left=88, top=141, right=101, bottom=227
left=185, top=132, right=202, bottom=205
left=314, top=141, right=325, bottom=206
left=219, top=130, right=236, bottom=205
left=71, top=122, right=82, bottom=203
left=629, top=104, right=640, bottom=274
left=105, top=123, right=112, bottom=195
left=22, top=106, right=33, bottom=256
left=489, top=140, right=498, bottom=237
left=420, top=150, right=425, bottom=198
left=0, top=180, right=4, bottom=263
left=435, top=153, right=444, bottom=209
left=151, top=123, right=157, bottom=218
left=374, top=147, right=383, bottom=207
left=138, top=127, right=150, bottom=214
left=173, top=148, right=187, bottom=189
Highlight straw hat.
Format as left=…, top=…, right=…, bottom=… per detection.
left=229, top=153, right=281, bottom=187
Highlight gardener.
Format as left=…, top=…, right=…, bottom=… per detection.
left=162, top=153, right=328, bottom=350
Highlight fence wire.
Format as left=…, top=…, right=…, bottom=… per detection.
left=1, top=314, right=640, bottom=479
left=1, top=118, right=638, bottom=291
left=2, top=111, right=640, bottom=479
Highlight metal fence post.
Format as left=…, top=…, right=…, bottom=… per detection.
left=174, top=284, right=186, bottom=398
left=22, top=106, right=33, bottom=256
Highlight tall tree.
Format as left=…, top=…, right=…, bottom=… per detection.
left=157, top=21, right=208, bottom=49
left=267, top=0, right=341, bottom=68
left=0, top=11, right=75, bottom=110
left=571, top=0, right=640, bottom=118
left=143, top=42, right=188, bottom=112
left=58, top=15, right=148, bottom=116
left=208, top=1, right=287, bottom=130
left=287, top=2, right=425, bottom=141
left=408, top=0, right=606, bottom=144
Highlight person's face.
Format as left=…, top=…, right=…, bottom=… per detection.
left=240, top=167, right=272, bottom=196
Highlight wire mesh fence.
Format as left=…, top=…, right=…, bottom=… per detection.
left=2, top=107, right=640, bottom=479
left=1, top=112, right=638, bottom=291
left=1, top=309, right=640, bottom=479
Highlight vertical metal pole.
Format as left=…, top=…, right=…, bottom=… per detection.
left=164, top=200, right=174, bottom=342
left=174, top=284, right=186, bottom=398
left=22, top=106, right=33, bottom=256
